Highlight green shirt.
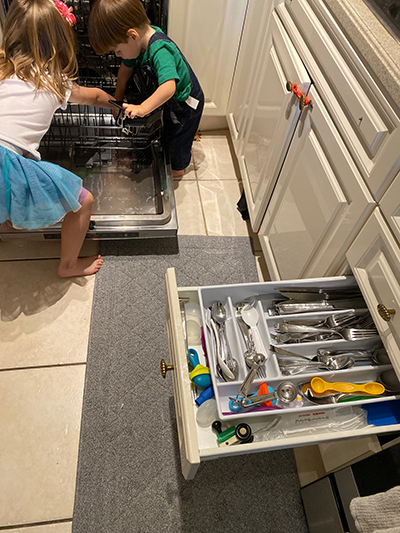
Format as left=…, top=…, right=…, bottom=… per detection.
left=122, top=26, right=191, bottom=102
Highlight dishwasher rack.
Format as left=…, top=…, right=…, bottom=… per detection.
left=1, top=0, right=166, bottom=171
left=41, top=0, right=164, bottom=171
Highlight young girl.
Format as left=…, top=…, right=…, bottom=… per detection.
left=0, top=0, right=117, bottom=277
left=88, top=0, right=204, bottom=178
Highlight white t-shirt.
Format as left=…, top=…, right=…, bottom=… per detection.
left=0, top=75, right=71, bottom=160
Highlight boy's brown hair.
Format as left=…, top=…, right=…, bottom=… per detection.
left=89, top=0, right=150, bottom=55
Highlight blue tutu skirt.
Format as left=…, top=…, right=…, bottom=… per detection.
left=0, top=144, right=83, bottom=230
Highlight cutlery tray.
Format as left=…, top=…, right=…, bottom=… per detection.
left=197, top=277, right=398, bottom=421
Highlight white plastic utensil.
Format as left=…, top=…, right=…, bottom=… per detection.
left=241, top=304, right=267, bottom=357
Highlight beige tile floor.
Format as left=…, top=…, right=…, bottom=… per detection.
left=0, top=130, right=269, bottom=530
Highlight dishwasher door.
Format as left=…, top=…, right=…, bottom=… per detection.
left=0, top=107, right=178, bottom=241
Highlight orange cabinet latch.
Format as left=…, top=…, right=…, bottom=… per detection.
left=286, top=82, right=312, bottom=110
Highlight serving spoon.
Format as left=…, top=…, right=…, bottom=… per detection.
left=241, top=304, right=267, bottom=356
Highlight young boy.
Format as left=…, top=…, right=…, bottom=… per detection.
left=88, top=0, right=204, bottom=178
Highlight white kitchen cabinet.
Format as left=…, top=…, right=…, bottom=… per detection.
left=164, top=267, right=400, bottom=479
left=280, top=0, right=400, bottom=203
left=227, top=0, right=276, bottom=154
left=347, top=208, right=400, bottom=379
left=237, top=10, right=311, bottom=230
left=227, top=0, right=400, bottom=278
left=380, top=171, right=400, bottom=246
left=167, top=0, right=248, bottom=122
left=257, top=86, right=375, bottom=281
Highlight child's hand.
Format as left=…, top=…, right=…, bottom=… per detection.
left=123, top=103, right=146, bottom=119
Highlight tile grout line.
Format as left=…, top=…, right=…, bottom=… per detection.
left=193, top=164, right=209, bottom=236
left=0, top=362, right=87, bottom=373
left=0, top=518, right=72, bottom=530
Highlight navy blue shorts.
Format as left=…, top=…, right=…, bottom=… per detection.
left=163, top=95, right=204, bottom=171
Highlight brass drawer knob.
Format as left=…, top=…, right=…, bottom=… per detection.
left=160, top=358, right=174, bottom=378
left=377, top=303, right=396, bottom=322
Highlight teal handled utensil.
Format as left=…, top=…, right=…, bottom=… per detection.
left=238, top=380, right=298, bottom=409
left=188, top=348, right=212, bottom=389
left=229, top=383, right=278, bottom=412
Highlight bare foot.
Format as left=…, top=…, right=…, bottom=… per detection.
left=57, top=255, right=104, bottom=278
left=172, top=169, right=185, bottom=178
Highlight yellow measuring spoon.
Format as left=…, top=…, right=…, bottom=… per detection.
left=311, top=377, right=385, bottom=396
left=301, top=382, right=337, bottom=397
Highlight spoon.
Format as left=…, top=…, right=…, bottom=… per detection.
left=209, top=318, right=235, bottom=382
left=211, top=302, right=239, bottom=380
left=316, top=354, right=354, bottom=370
left=271, top=345, right=354, bottom=371
left=245, top=350, right=266, bottom=368
left=303, top=387, right=379, bottom=405
left=236, top=303, right=266, bottom=378
left=317, top=347, right=391, bottom=366
left=238, top=352, right=266, bottom=398
left=311, top=376, right=385, bottom=395
left=278, top=355, right=354, bottom=375
left=377, top=369, right=400, bottom=393
left=241, top=304, right=267, bottom=356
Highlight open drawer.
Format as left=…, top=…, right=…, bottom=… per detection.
left=164, top=268, right=400, bottom=480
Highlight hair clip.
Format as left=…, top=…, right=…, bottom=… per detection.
left=52, top=0, right=77, bottom=26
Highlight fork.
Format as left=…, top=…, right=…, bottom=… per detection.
left=341, top=327, right=379, bottom=341
left=289, top=311, right=357, bottom=329
left=275, top=320, right=378, bottom=340
left=275, top=311, right=368, bottom=330
left=274, top=322, right=345, bottom=338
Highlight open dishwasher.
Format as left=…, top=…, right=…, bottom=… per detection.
left=0, top=0, right=177, bottom=241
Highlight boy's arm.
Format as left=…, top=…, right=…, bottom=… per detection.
left=115, top=63, right=134, bottom=101
left=69, top=83, right=116, bottom=108
left=123, top=79, right=176, bottom=118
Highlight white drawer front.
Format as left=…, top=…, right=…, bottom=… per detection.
left=347, top=208, right=400, bottom=379
left=165, top=269, right=200, bottom=479
left=165, top=268, right=400, bottom=479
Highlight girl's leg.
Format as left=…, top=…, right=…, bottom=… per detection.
left=57, top=191, right=104, bottom=278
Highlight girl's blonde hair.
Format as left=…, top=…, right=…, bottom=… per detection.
left=0, top=0, right=77, bottom=102
left=89, top=0, right=150, bottom=56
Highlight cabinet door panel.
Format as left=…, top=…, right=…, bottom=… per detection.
left=285, top=0, right=388, bottom=157
left=277, top=1, right=400, bottom=202
left=168, top=0, right=247, bottom=117
left=259, top=87, right=375, bottom=280
left=347, top=208, right=400, bottom=379
left=239, top=10, right=311, bottom=230
left=380, top=171, right=400, bottom=246
left=227, top=0, right=273, bottom=153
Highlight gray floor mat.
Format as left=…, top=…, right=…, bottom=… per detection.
left=72, top=236, right=309, bottom=533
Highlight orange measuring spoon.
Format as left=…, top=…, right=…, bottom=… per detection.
left=311, top=376, right=385, bottom=396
